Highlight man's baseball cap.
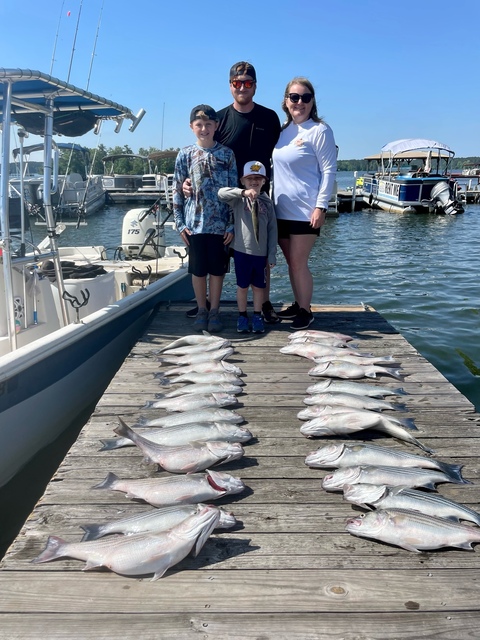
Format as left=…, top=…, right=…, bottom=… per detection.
left=229, top=61, right=256, bottom=81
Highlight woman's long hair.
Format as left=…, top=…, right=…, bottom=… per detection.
left=281, top=77, right=324, bottom=129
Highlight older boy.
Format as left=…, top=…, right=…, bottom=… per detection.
left=173, top=104, right=237, bottom=332
left=218, top=161, right=277, bottom=334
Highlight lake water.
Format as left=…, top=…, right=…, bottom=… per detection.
left=2, top=171, right=479, bottom=558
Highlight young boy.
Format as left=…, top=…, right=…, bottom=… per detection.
left=218, top=161, right=277, bottom=334
left=173, top=104, right=237, bottom=332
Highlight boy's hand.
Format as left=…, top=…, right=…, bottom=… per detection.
left=224, top=231, right=234, bottom=245
left=243, top=188, right=260, bottom=201
left=182, top=178, right=193, bottom=198
left=179, top=228, right=192, bottom=246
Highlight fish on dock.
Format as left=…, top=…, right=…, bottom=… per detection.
left=143, top=392, right=238, bottom=411
left=160, top=339, right=232, bottom=356
left=92, top=469, right=246, bottom=507
left=161, top=382, right=243, bottom=398
left=305, top=442, right=465, bottom=481
left=135, top=407, right=245, bottom=428
left=100, top=421, right=253, bottom=450
left=80, top=503, right=237, bottom=541
left=114, top=418, right=244, bottom=473
left=305, top=379, right=406, bottom=397
left=302, top=391, right=404, bottom=412
left=280, top=342, right=365, bottom=361
left=343, top=484, right=480, bottom=526
left=157, top=347, right=234, bottom=366
left=33, top=504, right=222, bottom=580
left=345, top=508, right=480, bottom=552
left=308, top=360, right=404, bottom=380
left=288, top=329, right=354, bottom=342
left=161, top=360, right=243, bottom=377
left=313, top=354, right=400, bottom=367
left=157, top=333, right=227, bottom=352
left=322, top=464, right=470, bottom=492
left=165, top=371, right=244, bottom=386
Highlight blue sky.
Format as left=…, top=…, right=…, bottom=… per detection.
left=1, top=0, right=479, bottom=160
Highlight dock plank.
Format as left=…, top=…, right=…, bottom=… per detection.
left=2, top=303, right=480, bottom=638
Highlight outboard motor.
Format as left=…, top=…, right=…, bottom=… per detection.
left=430, top=181, right=463, bottom=215
left=121, top=206, right=166, bottom=259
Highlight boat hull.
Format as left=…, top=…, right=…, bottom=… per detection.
left=0, top=267, right=193, bottom=488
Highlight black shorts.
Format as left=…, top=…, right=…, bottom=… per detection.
left=233, top=250, right=267, bottom=289
left=277, top=218, right=320, bottom=239
left=188, top=233, right=229, bottom=277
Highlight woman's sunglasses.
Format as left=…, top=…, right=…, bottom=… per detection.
left=231, top=79, right=255, bottom=89
left=287, top=92, right=313, bottom=104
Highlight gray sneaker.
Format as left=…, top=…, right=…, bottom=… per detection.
left=193, top=307, right=208, bottom=332
left=207, top=309, right=223, bottom=333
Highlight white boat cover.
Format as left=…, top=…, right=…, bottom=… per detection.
left=381, top=138, right=453, bottom=155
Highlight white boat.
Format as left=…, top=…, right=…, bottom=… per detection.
left=361, top=139, right=464, bottom=215
left=0, top=68, right=192, bottom=488
left=10, top=142, right=106, bottom=222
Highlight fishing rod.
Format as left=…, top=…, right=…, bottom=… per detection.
left=86, top=0, right=105, bottom=90
left=50, top=0, right=66, bottom=75
left=67, top=0, right=84, bottom=83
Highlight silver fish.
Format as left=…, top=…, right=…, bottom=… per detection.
left=280, top=342, right=364, bottom=361
left=144, top=392, right=238, bottom=411
left=298, top=405, right=415, bottom=429
left=33, top=505, right=221, bottom=580
left=100, top=421, right=252, bottom=450
left=167, top=372, right=244, bottom=386
left=136, top=408, right=244, bottom=428
left=288, top=335, right=356, bottom=348
left=162, top=382, right=243, bottom=398
left=302, top=391, right=402, bottom=412
left=92, top=469, right=246, bottom=507
left=161, top=360, right=243, bottom=377
left=80, top=503, right=237, bottom=541
left=343, top=484, right=480, bottom=526
left=322, top=464, right=469, bottom=492
left=305, top=443, right=465, bottom=481
left=114, top=419, right=244, bottom=473
left=157, top=333, right=225, bottom=351
left=299, top=411, right=432, bottom=454
left=305, top=379, right=406, bottom=397
left=308, top=360, right=404, bottom=380
left=345, top=508, right=480, bottom=552
left=289, top=329, right=354, bottom=342
left=313, top=354, right=400, bottom=367
left=161, top=339, right=231, bottom=356
left=158, top=347, right=234, bottom=366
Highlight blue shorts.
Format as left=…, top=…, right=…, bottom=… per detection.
left=233, top=250, right=267, bottom=289
left=188, top=234, right=229, bottom=277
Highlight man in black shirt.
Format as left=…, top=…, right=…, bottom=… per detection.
left=186, top=61, right=281, bottom=323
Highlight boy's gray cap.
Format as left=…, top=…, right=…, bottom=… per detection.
left=190, top=104, right=218, bottom=122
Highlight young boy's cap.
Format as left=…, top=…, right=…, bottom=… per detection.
left=190, top=104, right=218, bottom=123
left=242, top=161, right=266, bottom=178
left=229, top=61, right=257, bottom=82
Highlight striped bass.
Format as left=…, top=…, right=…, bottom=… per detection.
left=135, top=408, right=244, bottom=428
left=308, top=360, right=404, bottom=380
left=162, top=382, right=243, bottom=398
left=166, top=372, right=244, bottom=386
left=313, top=355, right=400, bottom=367
left=289, top=329, right=354, bottom=342
left=280, top=342, right=365, bottom=361
left=100, top=421, right=252, bottom=451
left=345, top=508, right=480, bottom=552
left=157, top=347, right=234, bottom=366
left=144, top=392, right=238, bottom=411
left=343, top=484, right=480, bottom=526
left=322, top=464, right=470, bottom=492
left=160, top=360, right=243, bottom=377
left=92, top=469, right=246, bottom=506
left=80, top=503, right=237, bottom=541
left=161, top=339, right=231, bottom=356
left=157, top=333, right=226, bottom=351
left=305, top=442, right=465, bottom=481
left=302, top=391, right=403, bottom=412
left=305, top=379, right=406, bottom=397
left=114, top=418, right=244, bottom=473
left=33, top=505, right=221, bottom=580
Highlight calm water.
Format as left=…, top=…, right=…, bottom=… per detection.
left=2, top=171, right=479, bottom=558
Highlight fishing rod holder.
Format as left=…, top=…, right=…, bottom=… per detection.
left=173, top=247, right=188, bottom=267
left=131, top=265, right=152, bottom=290
left=62, top=288, right=90, bottom=323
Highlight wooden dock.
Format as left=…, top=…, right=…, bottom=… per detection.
left=2, top=303, right=480, bottom=639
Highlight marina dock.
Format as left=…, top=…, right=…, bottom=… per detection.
left=2, top=303, right=480, bottom=638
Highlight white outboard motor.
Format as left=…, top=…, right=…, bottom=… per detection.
left=430, top=181, right=463, bottom=215
left=121, top=206, right=166, bottom=259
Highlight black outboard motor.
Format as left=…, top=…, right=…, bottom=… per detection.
left=430, top=181, right=464, bottom=215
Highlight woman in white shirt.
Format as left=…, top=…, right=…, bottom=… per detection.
left=272, top=77, right=337, bottom=330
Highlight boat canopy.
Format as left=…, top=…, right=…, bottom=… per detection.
left=365, top=138, right=454, bottom=161
left=0, top=68, right=145, bottom=136
left=102, top=154, right=149, bottom=163
left=12, top=142, right=91, bottom=160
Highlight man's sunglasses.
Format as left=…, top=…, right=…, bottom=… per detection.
left=231, top=79, right=255, bottom=89
left=287, top=92, right=313, bottom=104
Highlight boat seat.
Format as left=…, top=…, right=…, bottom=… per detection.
left=66, top=173, right=84, bottom=187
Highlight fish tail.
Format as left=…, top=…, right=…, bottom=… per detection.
left=393, top=387, right=407, bottom=395
left=143, top=401, right=156, bottom=409
left=384, top=368, right=405, bottom=380
left=80, top=524, right=104, bottom=541
left=438, top=461, right=470, bottom=484
left=31, top=536, right=67, bottom=564
left=91, top=471, right=119, bottom=490
left=396, top=416, right=418, bottom=431
left=114, top=417, right=133, bottom=439
left=98, top=438, right=127, bottom=451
